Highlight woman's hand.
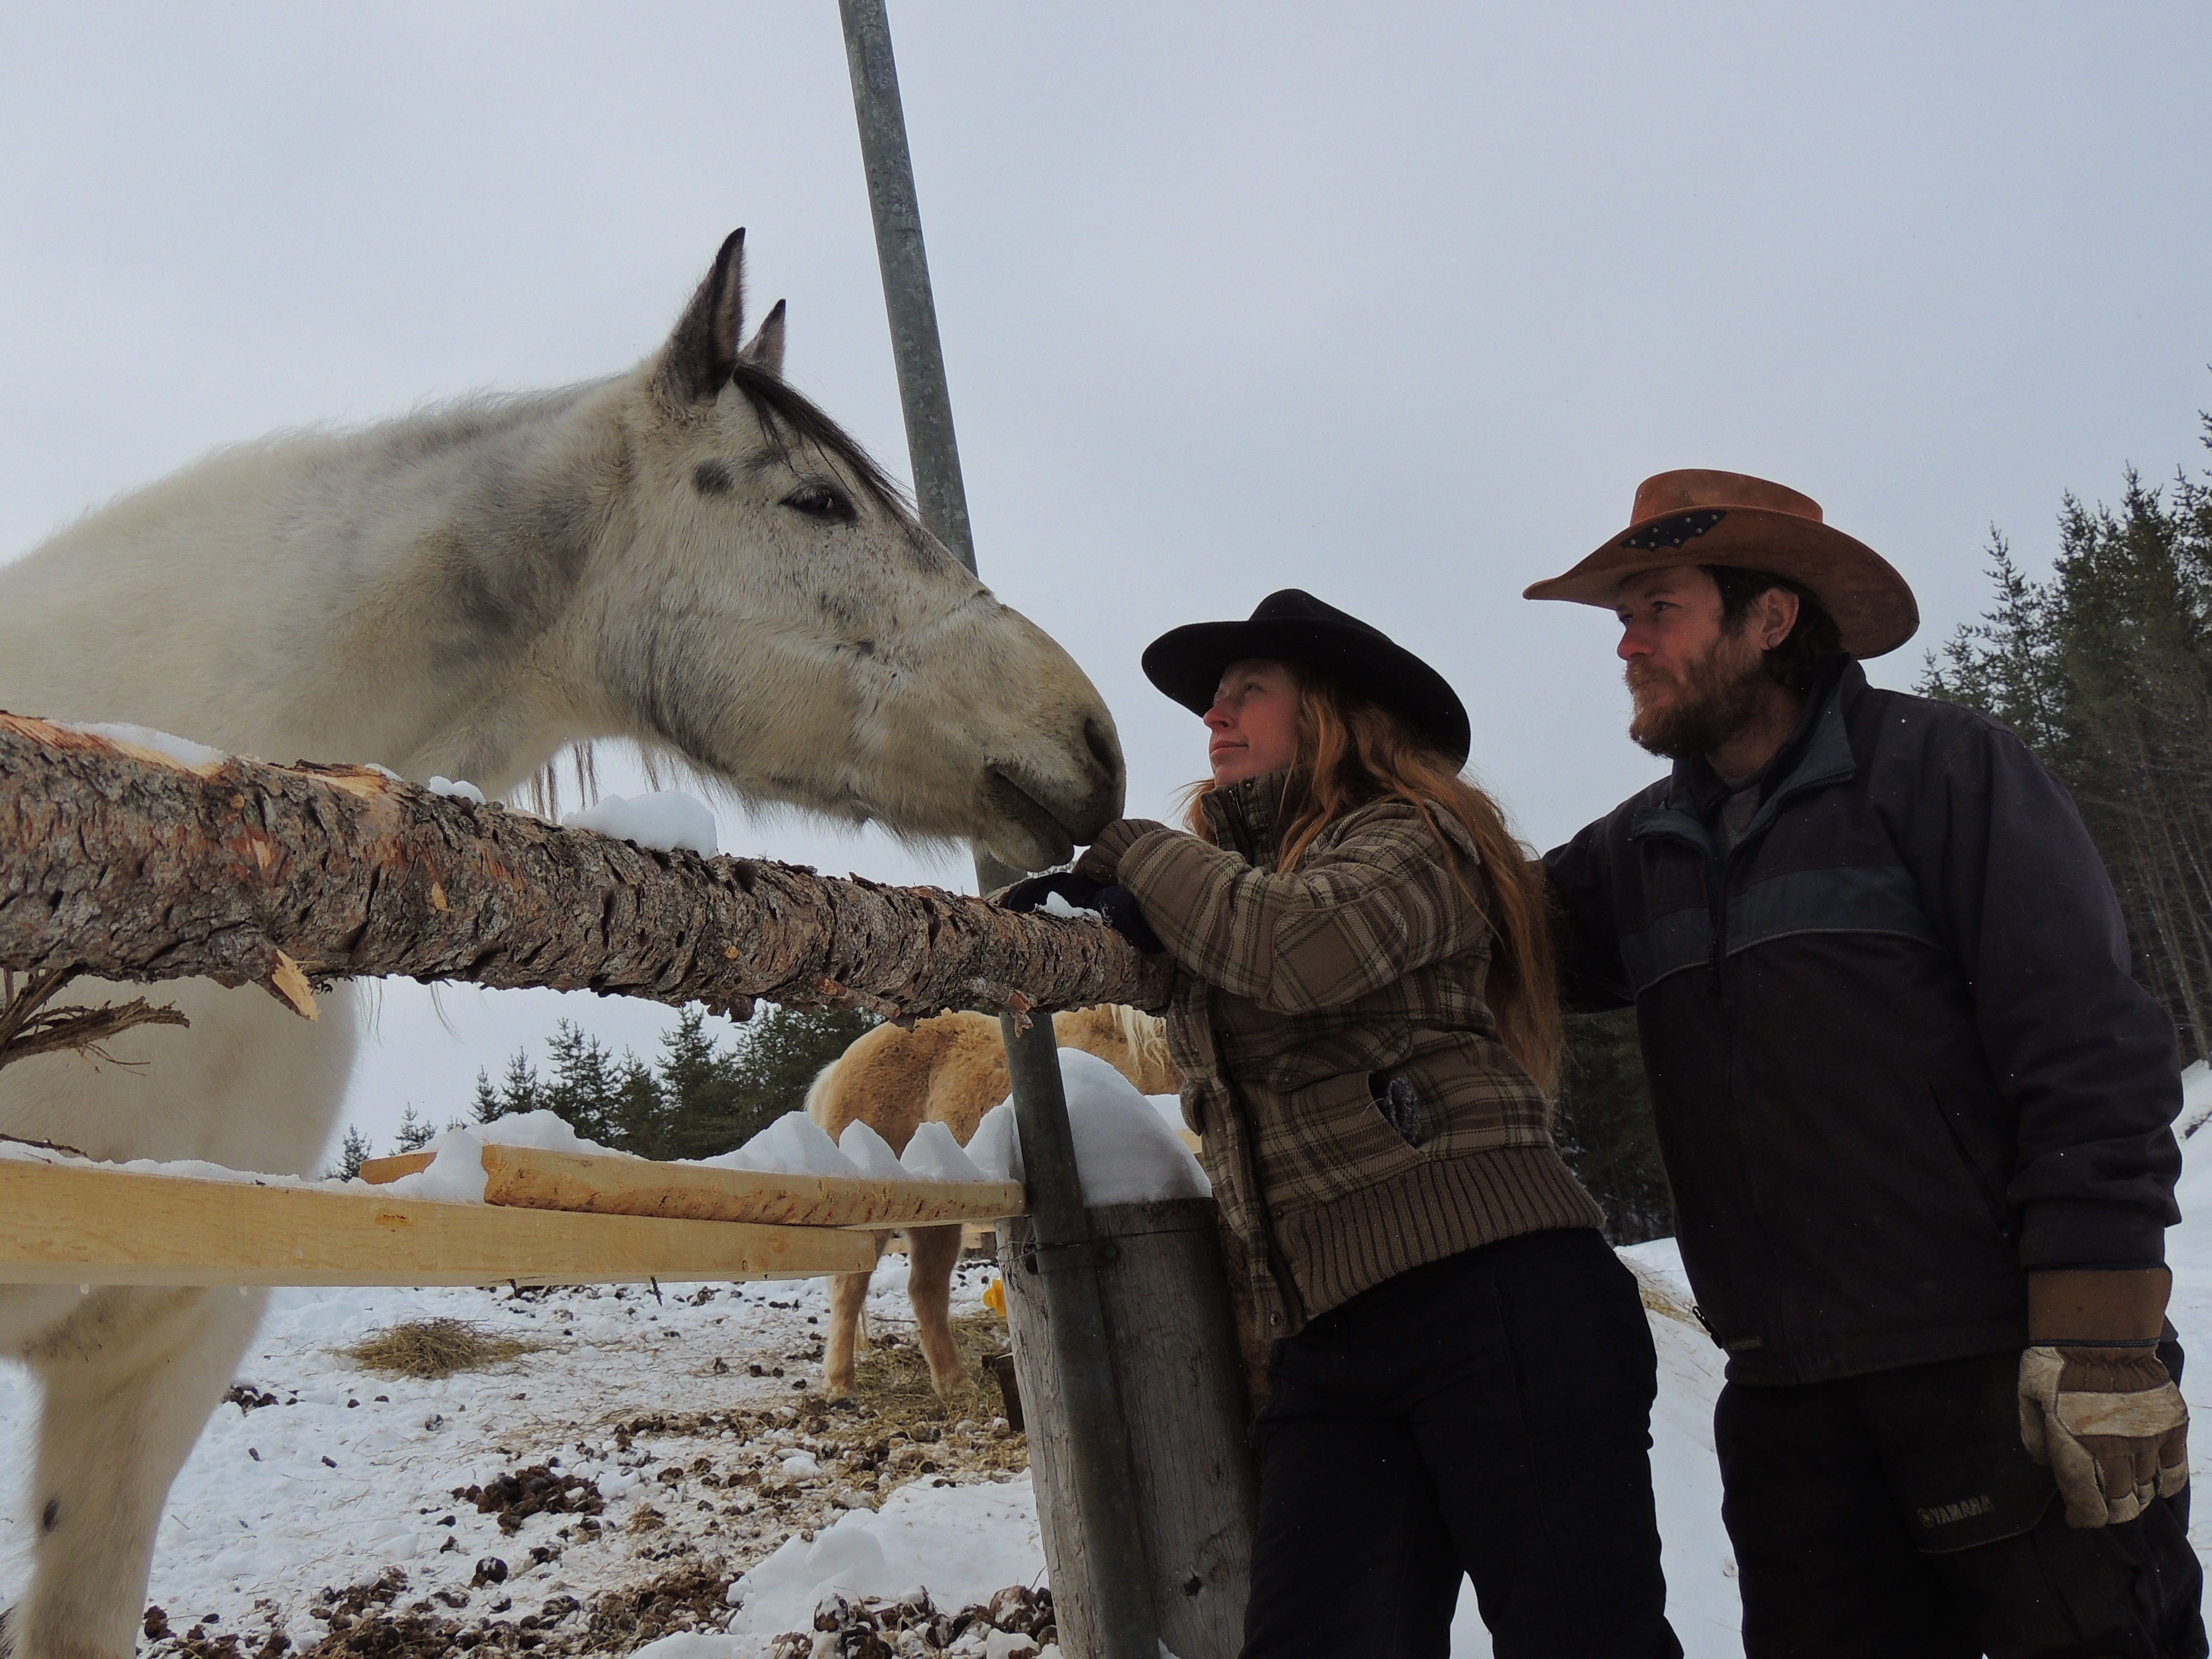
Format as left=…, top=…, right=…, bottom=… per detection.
left=998, top=868, right=1164, bottom=954
left=1073, top=818, right=1171, bottom=885
left=1091, top=885, right=1165, bottom=953
left=999, top=870, right=1103, bottom=914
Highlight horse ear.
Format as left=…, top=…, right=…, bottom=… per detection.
left=654, top=228, right=746, bottom=405
left=739, top=300, right=786, bottom=379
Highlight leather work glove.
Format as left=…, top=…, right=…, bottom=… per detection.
left=1072, top=817, right=1170, bottom=886
left=997, top=871, right=1163, bottom=954
left=2018, top=1267, right=2189, bottom=1527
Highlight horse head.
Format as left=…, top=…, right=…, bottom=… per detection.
left=589, top=230, right=1123, bottom=870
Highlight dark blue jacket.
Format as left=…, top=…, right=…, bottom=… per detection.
left=1544, top=661, right=2182, bottom=1385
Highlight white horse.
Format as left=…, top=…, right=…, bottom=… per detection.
left=0, top=229, right=1122, bottom=1659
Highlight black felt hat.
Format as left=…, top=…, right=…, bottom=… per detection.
left=1141, top=589, right=1471, bottom=767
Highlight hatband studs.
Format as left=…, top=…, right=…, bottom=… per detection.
left=1622, top=508, right=1729, bottom=551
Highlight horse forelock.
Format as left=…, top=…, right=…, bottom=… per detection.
left=721, top=363, right=912, bottom=520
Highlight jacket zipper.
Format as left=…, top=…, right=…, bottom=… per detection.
left=1928, top=1083, right=2019, bottom=1242
left=1706, top=836, right=1737, bottom=996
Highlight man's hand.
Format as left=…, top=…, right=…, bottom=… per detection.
left=2018, top=1267, right=2188, bottom=1527
left=2019, top=1347, right=2188, bottom=1526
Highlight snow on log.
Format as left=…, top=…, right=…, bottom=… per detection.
left=356, top=1142, right=1027, bottom=1228
left=0, top=1156, right=879, bottom=1287
left=0, top=712, right=1170, bottom=1037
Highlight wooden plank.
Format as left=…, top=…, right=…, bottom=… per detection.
left=358, top=1144, right=1027, bottom=1228
left=1003, top=1199, right=1257, bottom=1656
left=0, top=1159, right=879, bottom=1287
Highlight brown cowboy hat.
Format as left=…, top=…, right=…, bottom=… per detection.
left=1523, top=469, right=1919, bottom=658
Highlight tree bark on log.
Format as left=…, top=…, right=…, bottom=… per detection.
left=0, top=713, right=1171, bottom=1042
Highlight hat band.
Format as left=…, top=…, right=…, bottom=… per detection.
left=1623, top=509, right=1727, bottom=551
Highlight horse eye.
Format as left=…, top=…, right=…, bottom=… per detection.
left=781, top=483, right=858, bottom=525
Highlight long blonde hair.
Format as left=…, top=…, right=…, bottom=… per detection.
left=1183, top=669, right=1563, bottom=1090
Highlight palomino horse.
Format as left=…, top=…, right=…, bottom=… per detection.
left=0, top=231, right=1123, bottom=1659
left=805, top=1005, right=1179, bottom=1398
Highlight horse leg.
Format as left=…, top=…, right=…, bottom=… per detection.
left=907, top=1223, right=971, bottom=1396
left=824, top=1231, right=892, bottom=1400
left=12, top=1285, right=266, bottom=1659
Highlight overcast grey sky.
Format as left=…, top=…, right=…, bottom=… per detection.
left=5, top=3, right=2208, bottom=1155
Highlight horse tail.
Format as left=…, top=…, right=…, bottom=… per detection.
left=804, top=1054, right=844, bottom=1130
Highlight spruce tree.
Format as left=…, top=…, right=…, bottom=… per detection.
left=653, top=1008, right=747, bottom=1161
left=495, top=1052, right=542, bottom=1118
left=543, top=1020, right=624, bottom=1145
left=459, top=1003, right=876, bottom=1163
left=609, top=1052, right=672, bottom=1158
left=1923, top=436, right=2212, bottom=1060
left=470, top=1068, right=504, bottom=1124
left=656, top=1002, right=875, bottom=1160
left=394, top=1105, right=435, bottom=1153
left=330, top=1124, right=374, bottom=1181
left=727, top=1004, right=877, bottom=1131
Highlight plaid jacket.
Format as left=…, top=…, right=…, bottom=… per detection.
left=1087, top=770, right=1602, bottom=1340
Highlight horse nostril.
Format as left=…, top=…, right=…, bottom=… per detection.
left=1083, top=716, right=1121, bottom=781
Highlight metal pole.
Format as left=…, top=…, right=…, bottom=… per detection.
left=835, top=7, right=1162, bottom=1657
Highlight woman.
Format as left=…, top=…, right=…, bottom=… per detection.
left=1048, top=591, right=1677, bottom=1658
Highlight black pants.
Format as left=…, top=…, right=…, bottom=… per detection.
left=1242, top=1227, right=1681, bottom=1659
left=1717, top=1346, right=2207, bottom=1658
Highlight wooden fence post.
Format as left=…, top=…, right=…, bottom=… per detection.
left=1001, top=1198, right=1260, bottom=1659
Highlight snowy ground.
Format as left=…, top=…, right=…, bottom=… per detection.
left=6, top=1071, right=2211, bottom=1655
left=0, top=1258, right=1037, bottom=1656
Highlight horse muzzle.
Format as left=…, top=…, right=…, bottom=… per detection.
left=982, top=720, right=1123, bottom=873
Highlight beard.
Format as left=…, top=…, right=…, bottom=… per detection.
left=1626, top=632, right=1771, bottom=761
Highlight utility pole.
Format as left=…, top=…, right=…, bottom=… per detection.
left=835, top=7, right=1162, bottom=1656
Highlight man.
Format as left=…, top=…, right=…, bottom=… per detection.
left=1530, top=469, right=2203, bottom=1657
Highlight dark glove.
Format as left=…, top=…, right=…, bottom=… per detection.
left=999, top=870, right=1103, bottom=915
left=1093, top=884, right=1165, bottom=954
left=2020, top=1268, right=2189, bottom=1527
left=1073, top=817, right=1172, bottom=885
left=998, top=871, right=1162, bottom=953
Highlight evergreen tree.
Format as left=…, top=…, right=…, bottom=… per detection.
left=656, top=1002, right=875, bottom=1160
left=470, top=1068, right=505, bottom=1125
left=330, top=1124, right=374, bottom=1181
left=1554, top=1010, right=1673, bottom=1245
left=460, top=1003, right=875, bottom=1162
left=652, top=1008, right=746, bottom=1161
left=724, top=1003, right=877, bottom=1136
left=495, top=1052, right=542, bottom=1118
left=1923, top=435, right=2212, bottom=1060
left=394, top=1105, right=435, bottom=1153
left=610, top=1052, right=673, bottom=1159
left=542, top=1020, right=626, bottom=1144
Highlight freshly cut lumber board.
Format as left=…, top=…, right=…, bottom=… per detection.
left=357, top=1143, right=1027, bottom=1229
left=0, top=1158, right=878, bottom=1287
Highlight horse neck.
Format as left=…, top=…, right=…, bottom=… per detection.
left=0, top=382, right=632, bottom=788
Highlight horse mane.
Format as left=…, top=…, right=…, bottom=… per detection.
left=1110, top=1005, right=1171, bottom=1084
